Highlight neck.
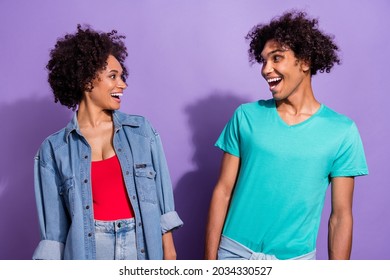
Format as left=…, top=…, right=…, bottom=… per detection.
left=77, top=100, right=112, bottom=128
left=275, top=77, right=319, bottom=115
left=276, top=94, right=319, bottom=116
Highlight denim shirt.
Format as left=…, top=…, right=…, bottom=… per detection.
left=33, top=110, right=183, bottom=260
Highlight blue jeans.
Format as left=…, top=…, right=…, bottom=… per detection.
left=94, top=218, right=137, bottom=260
left=218, top=235, right=316, bottom=260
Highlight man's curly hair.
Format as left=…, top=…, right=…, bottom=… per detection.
left=246, top=10, right=340, bottom=75
left=46, top=24, right=128, bottom=110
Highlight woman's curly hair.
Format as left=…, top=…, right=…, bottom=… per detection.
left=46, top=24, right=128, bottom=110
left=246, top=10, right=340, bottom=75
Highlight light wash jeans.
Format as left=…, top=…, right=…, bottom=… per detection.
left=218, top=235, right=316, bottom=260
left=94, top=218, right=137, bottom=260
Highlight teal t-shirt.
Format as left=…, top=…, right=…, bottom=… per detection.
left=215, top=99, right=368, bottom=259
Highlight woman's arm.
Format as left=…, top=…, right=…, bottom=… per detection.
left=162, top=231, right=177, bottom=260
left=33, top=152, right=70, bottom=259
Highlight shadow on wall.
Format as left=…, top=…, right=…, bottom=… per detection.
left=174, top=92, right=249, bottom=260
left=0, top=97, right=71, bottom=259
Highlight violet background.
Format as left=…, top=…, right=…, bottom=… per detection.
left=0, top=0, right=388, bottom=260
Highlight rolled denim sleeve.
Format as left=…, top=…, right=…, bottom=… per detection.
left=150, top=128, right=183, bottom=234
left=33, top=240, right=64, bottom=260
left=160, top=210, right=183, bottom=234
left=33, top=150, right=69, bottom=259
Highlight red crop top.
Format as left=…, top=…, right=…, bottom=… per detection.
left=91, top=155, right=134, bottom=220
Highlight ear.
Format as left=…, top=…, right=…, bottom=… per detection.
left=300, top=60, right=310, bottom=72
left=84, top=81, right=94, bottom=93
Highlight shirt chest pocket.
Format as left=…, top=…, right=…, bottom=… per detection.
left=134, top=163, right=157, bottom=204
left=58, top=177, right=75, bottom=217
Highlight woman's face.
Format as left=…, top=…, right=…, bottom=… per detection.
left=86, top=55, right=127, bottom=111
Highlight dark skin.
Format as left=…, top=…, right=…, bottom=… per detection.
left=205, top=40, right=354, bottom=260
left=78, top=55, right=177, bottom=260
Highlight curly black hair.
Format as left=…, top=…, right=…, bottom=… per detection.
left=46, top=24, right=128, bottom=110
left=246, top=10, right=340, bottom=75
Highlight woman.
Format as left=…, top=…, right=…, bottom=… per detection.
left=33, top=25, right=183, bottom=260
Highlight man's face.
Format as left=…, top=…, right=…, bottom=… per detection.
left=260, top=40, right=310, bottom=101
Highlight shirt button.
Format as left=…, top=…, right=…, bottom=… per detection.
left=132, top=196, right=136, bottom=200
left=84, top=179, right=88, bottom=183
left=88, top=233, right=92, bottom=237
left=118, top=223, right=121, bottom=228
left=140, top=249, right=145, bottom=253
left=138, top=222, right=142, bottom=227
left=84, top=155, right=88, bottom=159
left=85, top=205, right=90, bottom=210
left=118, top=148, right=122, bottom=152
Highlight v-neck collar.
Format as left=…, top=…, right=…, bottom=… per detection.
left=271, top=99, right=324, bottom=128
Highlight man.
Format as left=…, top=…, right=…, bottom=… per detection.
left=205, top=10, right=368, bottom=260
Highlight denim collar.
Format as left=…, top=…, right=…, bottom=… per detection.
left=64, top=110, right=140, bottom=143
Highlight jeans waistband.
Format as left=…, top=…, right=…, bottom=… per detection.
left=94, top=218, right=135, bottom=233
left=219, top=235, right=316, bottom=260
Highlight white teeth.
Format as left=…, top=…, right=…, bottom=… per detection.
left=111, top=93, right=123, bottom=97
left=267, top=77, right=282, bottom=83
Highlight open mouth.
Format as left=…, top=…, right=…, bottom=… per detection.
left=267, top=77, right=282, bottom=90
left=111, top=93, right=123, bottom=100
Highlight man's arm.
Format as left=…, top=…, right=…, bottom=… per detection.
left=204, top=153, right=240, bottom=260
left=328, top=176, right=355, bottom=260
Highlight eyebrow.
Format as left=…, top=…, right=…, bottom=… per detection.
left=107, top=69, right=123, bottom=75
left=261, top=48, right=287, bottom=59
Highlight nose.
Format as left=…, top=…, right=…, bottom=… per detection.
left=262, top=62, right=274, bottom=76
left=117, top=78, right=127, bottom=89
